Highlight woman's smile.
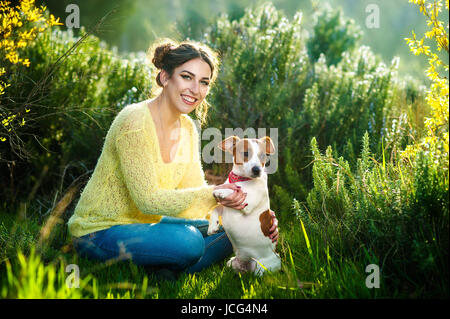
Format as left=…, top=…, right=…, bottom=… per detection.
left=181, top=94, right=198, bottom=105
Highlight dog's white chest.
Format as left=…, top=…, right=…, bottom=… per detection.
left=222, top=208, right=263, bottom=243
left=220, top=180, right=275, bottom=257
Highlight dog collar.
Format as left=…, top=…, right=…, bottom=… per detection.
left=228, top=171, right=251, bottom=183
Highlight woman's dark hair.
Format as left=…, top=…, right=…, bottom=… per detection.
left=147, top=38, right=220, bottom=126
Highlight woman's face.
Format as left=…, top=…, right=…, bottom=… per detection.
left=161, top=57, right=212, bottom=114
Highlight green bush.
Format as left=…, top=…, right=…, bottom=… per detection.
left=0, top=27, right=153, bottom=208
left=206, top=3, right=309, bottom=131
left=298, top=133, right=449, bottom=296
left=306, top=3, right=363, bottom=66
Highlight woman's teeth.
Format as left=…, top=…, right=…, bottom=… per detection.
left=182, top=95, right=197, bottom=104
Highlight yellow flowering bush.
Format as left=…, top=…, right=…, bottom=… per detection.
left=403, top=0, right=449, bottom=168
left=0, top=0, right=62, bottom=142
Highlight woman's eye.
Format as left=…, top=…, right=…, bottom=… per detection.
left=201, top=81, right=210, bottom=86
left=181, top=74, right=191, bottom=80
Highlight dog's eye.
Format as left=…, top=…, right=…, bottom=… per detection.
left=243, top=151, right=249, bottom=157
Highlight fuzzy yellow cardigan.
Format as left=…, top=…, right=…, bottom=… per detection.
left=67, top=99, right=219, bottom=238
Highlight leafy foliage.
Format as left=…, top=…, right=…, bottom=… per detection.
left=0, top=25, right=152, bottom=207
left=0, top=0, right=63, bottom=141
left=403, top=0, right=449, bottom=169
left=299, top=133, right=449, bottom=296
left=306, top=2, right=363, bottom=66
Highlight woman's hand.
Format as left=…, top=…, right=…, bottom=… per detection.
left=268, top=210, right=279, bottom=245
left=213, top=183, right=247, bottom=210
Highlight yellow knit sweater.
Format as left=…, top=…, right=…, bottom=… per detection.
left=67, top=99, right=219, bottom=238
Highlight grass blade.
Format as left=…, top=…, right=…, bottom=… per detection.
left=300, top=219, right=312, bottom=257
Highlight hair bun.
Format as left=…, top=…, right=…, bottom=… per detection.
left=152, top=43, right=174, bottom=69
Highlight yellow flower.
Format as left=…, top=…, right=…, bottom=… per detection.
left=403, top=0, right=449, bottom=166
left=5, top=51, right=19, bottom=64
left=16, top=40, right=27, bottom=48
left=47, top=14, right=63, bottom=26
left=0, top=0, right=63, bottom=98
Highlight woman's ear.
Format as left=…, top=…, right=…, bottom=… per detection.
left=160, top=70, right=169, bottom=87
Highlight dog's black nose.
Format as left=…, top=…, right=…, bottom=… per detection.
left=252, top=166, right=261, bottom=176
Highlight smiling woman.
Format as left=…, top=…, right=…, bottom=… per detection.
left=149, top=39, right=219, bottom=126
left=67, top=38, right=279, bottom=278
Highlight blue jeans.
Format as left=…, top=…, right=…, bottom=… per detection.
left=72, top=216, right=233, bottom=273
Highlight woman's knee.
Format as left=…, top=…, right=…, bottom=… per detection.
left=170, top=224, right=205, bottom=266
left=122, top=223, right=206, bottom=268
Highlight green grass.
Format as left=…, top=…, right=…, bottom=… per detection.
left=0, top=207, right=396, bottom=299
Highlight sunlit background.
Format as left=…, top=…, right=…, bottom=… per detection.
left=38, top=0, right=449, bottom=84
left=1, top=0, right=448, bottom=299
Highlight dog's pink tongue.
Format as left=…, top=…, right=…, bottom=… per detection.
left=228, top=171, right=251, bottom=183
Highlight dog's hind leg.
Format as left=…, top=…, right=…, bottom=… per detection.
left=227, top=256, right=259, bottom=275
left=227, top=256, right=247, bottom=273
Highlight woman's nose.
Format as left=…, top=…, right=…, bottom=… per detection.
left=189, top=81, right=200, bottom=95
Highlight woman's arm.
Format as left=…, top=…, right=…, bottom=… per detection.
left=115, top=128, right=217, bottom=218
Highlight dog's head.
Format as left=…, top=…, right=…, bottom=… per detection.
left=219, top=136, right=275, bottom=178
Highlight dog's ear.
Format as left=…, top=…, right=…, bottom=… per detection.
left=257, top=136, right=275, bottom=154
left=219, top=136, right=240, bottom=153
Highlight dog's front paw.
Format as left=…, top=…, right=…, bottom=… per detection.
left=207, top=221, right=220, bottom=236
left=207, top=226, right=219, bottom=236
left=213, top=188, right=234, bottom=200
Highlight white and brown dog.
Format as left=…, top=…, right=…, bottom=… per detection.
left=208, top=136, right=281, bottom=276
